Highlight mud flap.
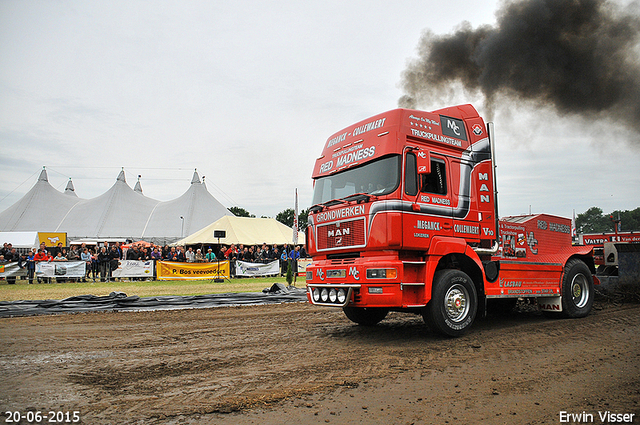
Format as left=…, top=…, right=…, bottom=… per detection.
left=538, top=296, right=562, bottom=313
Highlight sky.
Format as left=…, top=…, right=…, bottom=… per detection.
left=1, top=0, right=639, bottom=221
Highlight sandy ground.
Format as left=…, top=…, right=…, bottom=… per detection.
left=0, top=300, right=638, bottom=424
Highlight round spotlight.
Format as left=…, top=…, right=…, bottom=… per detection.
left=337, top=288, right=347, bottom=304
left=320, top=288, right=329, bottom=302
left=312, top=288, right=320, bottom=302
left=329, top=289, right=338, bottom=303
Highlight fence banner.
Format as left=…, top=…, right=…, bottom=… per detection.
left=37, top=261, right=86, bottom=278
left=112, top=260, right=155, bottom=278
left=0, top=262, right=26, bottom=278
left=297, top=259, right=313, bottom=277
left=235, top=260, right=279, bottom=277
left=157, top=260, right=230, bottom=280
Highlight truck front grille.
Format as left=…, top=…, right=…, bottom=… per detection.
left=317, top=218, right=366, bottom=251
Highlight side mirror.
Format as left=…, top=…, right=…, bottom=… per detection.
left=416, top=150, right=431, bottom=175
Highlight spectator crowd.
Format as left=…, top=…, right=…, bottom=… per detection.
left=0, top=241, right=308, bottom=283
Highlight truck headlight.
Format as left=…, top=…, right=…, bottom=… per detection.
left=320, top=288, right=329, bottom=302
left=337, top=288, right=347, bottom=303
left=366, top=268, right=397, bottom=279
left=312, top=288, right=320, bottom=302
left=329, top=289, right=337, bottom=302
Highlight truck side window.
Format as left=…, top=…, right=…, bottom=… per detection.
left=405, top=153, right=418, bottom=196
left=421, top=159, right=447, bottom=195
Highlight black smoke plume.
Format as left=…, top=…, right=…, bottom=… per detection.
left=399, top=0, right=640, bottom=136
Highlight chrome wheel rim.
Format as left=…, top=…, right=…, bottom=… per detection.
left=571, top=273, right=589, bottom=308
left=444, top=284, right=469, bottom=323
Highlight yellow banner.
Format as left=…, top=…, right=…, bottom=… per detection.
left=156, top=260, right=230, bottom=280
left=38, top=232, right=67, bottom=247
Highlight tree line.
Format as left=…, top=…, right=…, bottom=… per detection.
left=228, top=206, right=309, bottom=231
left=576, top=206, right=640, bottom=234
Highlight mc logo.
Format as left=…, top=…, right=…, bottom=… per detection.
left=349, top=266, right=359, bottom=280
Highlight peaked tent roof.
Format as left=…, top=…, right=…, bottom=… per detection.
left=64, top=178, right=77, bottom=197
left=56, top=170, right=160, bottom=239
left=141, top=171, right=234, bottom=240
left=0, top=168, right=82, bottom=232
left=175, top=216, right=304, bottom=246
left=1, top=168, right=235, bottom=242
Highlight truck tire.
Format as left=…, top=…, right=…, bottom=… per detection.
left=343, top=307, right=389, bottom=326
left=423, top=269, right=477, bottom=337
left=560, top=259, right=594, bottom=318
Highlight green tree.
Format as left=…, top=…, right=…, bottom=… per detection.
left=576, top=206, right=640, bottom=233
left=610, top=207, right=640, bottom=232
left=576, top=207, right=610, bottom=233
left=228, top=206, right=254, bottom=218
left=285, top=262, right=293, bottom=286
left=276, top=208, right=308, bottom=231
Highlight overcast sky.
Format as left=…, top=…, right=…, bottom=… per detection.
left=1, top=0, right=638, bottom=222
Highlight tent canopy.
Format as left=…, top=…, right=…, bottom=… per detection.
left=0, top=169, right=81, bottom=232
left=0, top=232, right=39, bottom=249
left=175, top=216, right=304, bottom=246
left=1, top=169, right=233, bottom=243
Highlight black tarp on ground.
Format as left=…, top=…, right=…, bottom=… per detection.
left=0, top=287, right=308, bottom=318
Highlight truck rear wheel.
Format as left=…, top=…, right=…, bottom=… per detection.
left=561, top=259, right=594, bottom=318
left=423, top=269, right=478, bottom=337
left=343, top=307, right=389, bottom=326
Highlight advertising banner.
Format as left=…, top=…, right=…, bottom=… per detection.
left=0, top=262, right=26, bottom=278
left=156, top=260, right=230, bottom=280
left=37, top=261, right=86, bottom=278
left=112, top=260, right=155, bottom=279
left=38, top=232, right=67, bottom=247
left=297, top=259, right=313, bottom=277
left=235, top=260, right=279, bottom=277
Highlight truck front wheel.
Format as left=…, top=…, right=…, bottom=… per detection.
left=561, top=259, right=594, bottom=318
left=343, top=307, right=389, bottom=326
left=423, top=269, right=478, bottom=337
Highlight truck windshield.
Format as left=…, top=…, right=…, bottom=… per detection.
left=312, top=155, right=400, bottom=205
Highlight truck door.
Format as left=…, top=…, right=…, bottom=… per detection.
left=404, top=152, right=453, bottom=249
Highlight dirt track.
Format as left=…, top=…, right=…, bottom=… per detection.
left=1, top=301, right=639, bottom=424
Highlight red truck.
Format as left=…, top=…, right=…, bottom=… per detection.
left=305, top=104, right=597, bottom=336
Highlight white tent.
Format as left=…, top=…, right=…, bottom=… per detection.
left=0, top=168, right=82, bottom=232
left=0, top=232, right=39, bottom=249
left=175, top=216, right=304, bottom=246
left=55, top=170, right=160, bottom=239
left=0, top=168, right=235, bottom=243
left=140, top=171, right=234, bottom=240
left=64, top=179, right=78, bottom=197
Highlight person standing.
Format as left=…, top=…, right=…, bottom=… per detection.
left=205, top=248, right=216, bottom=262
left=108, top=245, right=120, bottom=281
left=185, top=247, right=196, bottom=263
left=81, top=248, right=92, bottom=282
left=4, top=248, right=18, bottom=284
left=25, top=248, right=36, bottom=284
left=98, top=247, right=110, bottom=282
left=150, top=247, right=162, bottom=261
left=280, top=248, right=288, bottom=277
left=33, top=248, right=49, bottom=283
left=288, top=245, right=301, bottom=285
left=90, top=249, right=99, bottom=281
left=175, top=246, right=186, bottom=262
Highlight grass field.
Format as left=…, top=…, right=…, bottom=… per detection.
left=0, top=276, right=306, bottom=302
